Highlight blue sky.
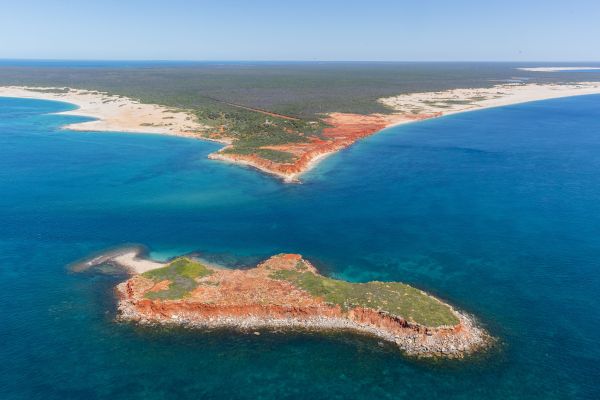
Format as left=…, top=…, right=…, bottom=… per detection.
left=1, top=0, right=599, bottom=61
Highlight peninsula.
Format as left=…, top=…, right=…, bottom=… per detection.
left=2, top=82, right=600, bottom=182
left=80, top=248, right=489, bottom=358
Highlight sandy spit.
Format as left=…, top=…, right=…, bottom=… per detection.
left=0, top=86, right=208, bottom=138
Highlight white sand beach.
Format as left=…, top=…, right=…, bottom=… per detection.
left=378, top=82, right=600, bottom=118
left=517, top=67, right=600, bottom=72
left=111, top=251, right=166, bottom=274
left=0, top=86, right=208, bottom=138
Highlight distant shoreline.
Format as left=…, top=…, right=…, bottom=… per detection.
left=2, top=83, right=600, bottom=182
left=517, top=67, right=600, bottom=72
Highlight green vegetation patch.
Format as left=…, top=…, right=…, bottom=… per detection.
left=27, top=87, right=71, bottom=94
left=224, top=147, right=296, bottom=163
left=270, top=269, right=459, bottom=327
left=142, top=258, right=213, bottom=300
left=192, top=103, right=328, bottom=159
left=441, top=99, right=473, bottom=105
left=196, top=105, right=322, bottom=158
left=252, top=149, right=296, bottom=163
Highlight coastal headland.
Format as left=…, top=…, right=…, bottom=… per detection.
left=2, top=82, right=600, bottom=182
left=78, top=247, right=490, bottom=358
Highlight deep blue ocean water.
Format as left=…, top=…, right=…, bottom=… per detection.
left=1, top=94, right=599, bottom=399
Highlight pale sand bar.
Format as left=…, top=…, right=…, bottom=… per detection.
left=517, top=67, right=600, bottom=72
left=0, top=86, right=208, bottom=138
left=378, top=82, right=600, bottom=119
left=112, top=251, right=166, bottom=274
left=69, top=246, right=166, bottom=274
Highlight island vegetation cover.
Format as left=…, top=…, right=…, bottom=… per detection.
left=141, top=256, right=458, bottom=327
left=111, top=252, right=487, bottom=357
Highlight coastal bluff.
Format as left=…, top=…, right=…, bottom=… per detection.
left=83, top=249, right=490, bottom=358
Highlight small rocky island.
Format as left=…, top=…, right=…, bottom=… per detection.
left=84, top=250, right=489, bottom=357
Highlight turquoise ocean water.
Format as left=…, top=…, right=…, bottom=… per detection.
left=0, top=95, right=599, bottom=399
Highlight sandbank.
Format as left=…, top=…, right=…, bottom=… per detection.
left=517, top=67, right=600, bottom=72
left=0, top=86, right=208, bottom=138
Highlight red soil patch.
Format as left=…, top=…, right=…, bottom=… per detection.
left=148, top=280, right=171, bottom=292
left=211, top=112, right=441, bottom=181
left=116, top=253, right=487, bottom=357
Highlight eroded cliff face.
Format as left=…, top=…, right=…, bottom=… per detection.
left=115, top=254, right=488, bottom=357
left=209, top=112, right=441, bottom=181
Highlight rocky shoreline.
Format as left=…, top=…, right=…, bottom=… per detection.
left=97, top=250, right=491, bottom=358
left=207, top=112, right=429, bottom=183
left=116, top=289, right=489, bottom=358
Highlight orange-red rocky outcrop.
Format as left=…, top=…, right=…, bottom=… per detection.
left=209, top=112, right=440, bottom=182
left=116, top=253, right=488, bottom=357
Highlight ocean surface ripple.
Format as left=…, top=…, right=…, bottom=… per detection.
left=1, top=95, right=599, bottom=399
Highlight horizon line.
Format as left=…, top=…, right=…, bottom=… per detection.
left=1, top=58, right=600, bottom=64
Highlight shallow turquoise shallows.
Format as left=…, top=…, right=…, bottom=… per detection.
left=1, top=94, right=599, bottom=399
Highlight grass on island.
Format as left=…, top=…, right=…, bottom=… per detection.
left=139, top=256, right=458, bottom=326
left=142, top=258, right=213, bottom=300
left=270, top=262, right=459, bottom=327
